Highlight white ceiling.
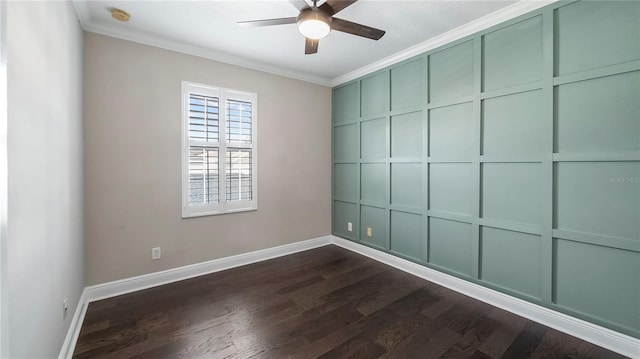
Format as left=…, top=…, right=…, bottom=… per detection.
left=72, top=0, right=552, bottom=86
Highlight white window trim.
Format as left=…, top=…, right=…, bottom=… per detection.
left=181, top=81, right=258, bottom=218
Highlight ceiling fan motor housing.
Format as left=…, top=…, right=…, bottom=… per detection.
left=236, top=0, right=385, bottom=54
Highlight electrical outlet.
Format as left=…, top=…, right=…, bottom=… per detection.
left=63, top=298, right=68, bottom=319
left=367, top=227, right=372, bottom=237
left=347, top=222, right=353, bottom=232
left=152, top=247, right=161, bottom=260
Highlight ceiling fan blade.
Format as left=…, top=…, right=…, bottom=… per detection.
left=237, top=17, right=297, bottom=27
left=289, top=0, right=309, bottom=11
left=319, top=0, right=357, bottom=16
left=305, top=37, right=319, bottom=54
left=331, top=17, right=385, bottom=40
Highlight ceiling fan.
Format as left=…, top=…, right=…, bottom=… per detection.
left=237, top=0, right=386, bottom=55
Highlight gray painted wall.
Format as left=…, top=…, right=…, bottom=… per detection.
left=83, top=33, right=332, bottom=286
left=6, top=1, right=85, bottom=357
left=0, top=1, right=8, bottom=357
left=332, top=0, right=640, bottom=338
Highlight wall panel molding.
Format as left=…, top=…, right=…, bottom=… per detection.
left=332, top=0, right=640, bottom=340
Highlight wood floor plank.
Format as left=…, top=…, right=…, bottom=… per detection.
left=315, top=336, right=387, bottom=359
left=409, top=327, right=464, bottom=358
left=297, top=303, right=364, bottom=343
left=73, top=245, right=630, bottom=359
left=289, top=263, right=385, bottom=310
left=437, top=315, right=499, bottom=358
left=531, top=328, right=628, bottom=359
left=478, top=309, right=529, bottom=358
left=501, top=321, right=548, bottom=358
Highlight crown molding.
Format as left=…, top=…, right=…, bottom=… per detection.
left=70, top=1, right=332, bottom=87
left=71, top=0, right=557, bottom=88
left=84, top=22, right=333, bottom=86
left=70, top=0, right=89, bottom=29
left=330, top=0, right=558, bottom=87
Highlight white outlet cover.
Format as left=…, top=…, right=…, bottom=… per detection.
left=347, top=222, right=353, bottom=232
left=152, top=247, right=161, bottom=260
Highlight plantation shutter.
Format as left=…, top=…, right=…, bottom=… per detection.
left=187, top=93, right=219, bottom=205
left=226, top=99, right=253, bottom=202
left=182, top=82, right=257, bottom=217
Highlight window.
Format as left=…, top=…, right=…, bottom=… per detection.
left=182, top=82, right=257, bottom=217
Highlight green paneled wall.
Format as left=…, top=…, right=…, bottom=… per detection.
left=332, top=0, right=640, bottom=338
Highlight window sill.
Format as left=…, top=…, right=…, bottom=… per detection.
left=182, top=207, right=257, bottom=219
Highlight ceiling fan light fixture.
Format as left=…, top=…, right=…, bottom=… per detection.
left=297, top=9, right=332, bottom=39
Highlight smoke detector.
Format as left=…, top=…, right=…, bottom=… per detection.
left=111, top=8, right=130, bottom=22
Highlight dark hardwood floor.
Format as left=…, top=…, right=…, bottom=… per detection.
left=73, top=245, right=628, bottom=359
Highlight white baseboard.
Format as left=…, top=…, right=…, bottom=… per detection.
left=58, top=234, right=639, bottom=359
left=57, top=289, right=88, bottom=359
left=331, top=236, right=640, bottom=359
left=58, top=235, right=332, bottom=358
left=84, top=235, right=332, bottom=302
